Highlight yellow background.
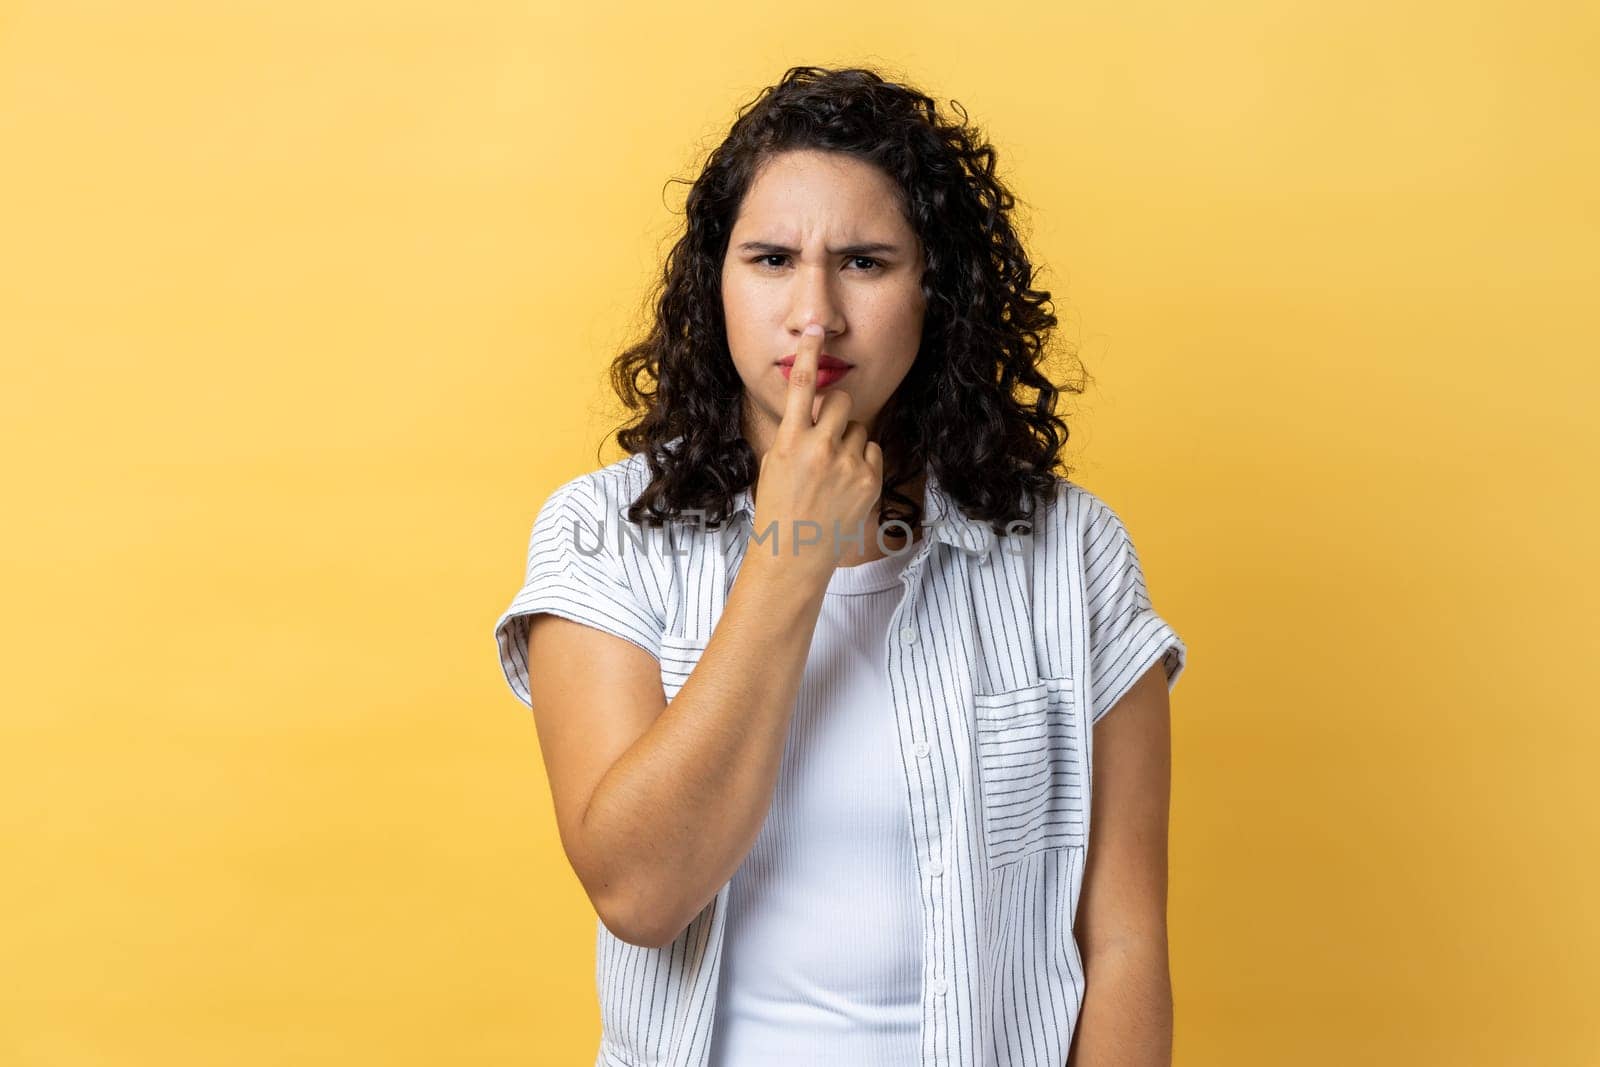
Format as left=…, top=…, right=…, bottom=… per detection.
left=3, top=1, right=1596, bottom=1063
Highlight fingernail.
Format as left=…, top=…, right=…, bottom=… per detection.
left=803, top=323, right=824, bottom=336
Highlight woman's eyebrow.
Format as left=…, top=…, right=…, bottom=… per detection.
left=736, top=239, right=903, bottom=256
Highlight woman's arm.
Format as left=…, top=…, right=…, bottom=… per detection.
left=1067, top=661, right=1176, bottom=1066
left=526, top=324, right=880, bottom=951
left=525, top=551, right=826, bottom=950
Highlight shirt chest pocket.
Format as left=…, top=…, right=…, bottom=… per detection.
left=972, top=676, right=1086, bottom=869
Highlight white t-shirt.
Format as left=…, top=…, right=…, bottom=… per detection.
left=707, top=543, right=923, bottom=1065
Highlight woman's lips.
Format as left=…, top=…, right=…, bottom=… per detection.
left=778, top=363, right=853, bottom=387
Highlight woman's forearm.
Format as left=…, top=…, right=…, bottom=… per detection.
left=579, top=543, right=826, bottom=948
left=1066, top=941, right=1174, bottom=1067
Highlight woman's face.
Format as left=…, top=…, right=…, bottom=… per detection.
left=721, top=149, right=926, bottom=454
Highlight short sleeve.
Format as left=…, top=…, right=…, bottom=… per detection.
left=1082, top=497, right=1188, bottom=726
left=492, top=474, right=664, bottom=710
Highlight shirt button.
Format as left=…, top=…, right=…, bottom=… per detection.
left=900, top=625, right=917, bottom=644
left=930, top=976, right=948, bottom=996
left=927, top=858, right=944, bottom=877
left=913, top=740, right=931, bottom=758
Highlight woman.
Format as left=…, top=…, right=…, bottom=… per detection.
left=493, top=66, right=1187, bottom=1067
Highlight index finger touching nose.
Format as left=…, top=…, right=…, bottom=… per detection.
left=781, top=322, right=826, bottom=428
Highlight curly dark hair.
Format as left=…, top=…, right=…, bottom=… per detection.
left=606, top=64, right=1086, bottom=537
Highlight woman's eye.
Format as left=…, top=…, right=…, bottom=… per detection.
left=754, top=255, right=881, bottom=272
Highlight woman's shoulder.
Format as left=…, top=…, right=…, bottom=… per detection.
left=1025, top=474, right=1128, bottom=540
left=539, top=452, right=653, bottom=520
left=585, top=451, right=653, bottom=507
left=1012, top=476, right=1166, bottom=589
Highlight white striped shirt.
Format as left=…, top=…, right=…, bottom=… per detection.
left=492, top=449, right=1188, bottom=1067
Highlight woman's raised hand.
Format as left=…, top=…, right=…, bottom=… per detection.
left=748, top=323, right=885, bottom=586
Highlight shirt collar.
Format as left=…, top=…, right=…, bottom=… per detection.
left=728, top=464, right=995, bottom=556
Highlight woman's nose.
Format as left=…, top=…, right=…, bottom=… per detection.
left=788, top=265, right=842, bottom=333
